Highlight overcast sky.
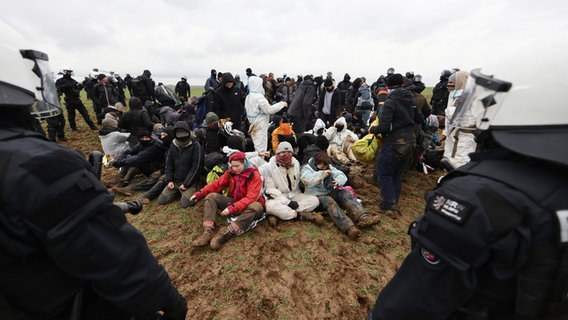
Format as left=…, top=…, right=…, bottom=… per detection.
left=2, top=0, right=567, bottom=87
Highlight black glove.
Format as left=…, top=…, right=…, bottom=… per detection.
left=161, top=292, right=188, bottom=320
left=112, top=160, right=122, bottom=168
left=287, top=201, right=299, bottom=210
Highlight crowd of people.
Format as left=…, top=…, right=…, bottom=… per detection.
left=77, top=65, right=461, bottom=250
left=3, top=19, right=568, bottom=319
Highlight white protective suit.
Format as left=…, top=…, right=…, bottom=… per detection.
left=324, top=117, right=359, bottom=165
left=258, top=156, right=319, bottom=220
left=245, top=76, right=287, bottom=152
left=443, top=70, right=476, bottom=168
left=99, top=131, right=130, bottom=162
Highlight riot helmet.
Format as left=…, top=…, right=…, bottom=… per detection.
left=450, top=68, right=568, bottom=166
left=0, top=21, right=61, bottom=118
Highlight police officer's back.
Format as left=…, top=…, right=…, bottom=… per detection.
left=0, top=22, right=187, bottom=320
left=368, top=65, right=568, bottom=319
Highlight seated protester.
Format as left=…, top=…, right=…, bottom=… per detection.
left=159, top=106, right=181, bottom=127
left=258, top=142, right=321, bottom=226
left=305, top=118, right=327, bottom=136
left=178, top=99, right=196, bottom=128
left=245, top=75, right=287, bottom=152
left=157, top=121, right=203, bottom=207
left=271, top=115, right=296, bottom=155
left=301, top=135, right=329, bottom=165
left=300, top=152, right=380, bottom=240
left=188, top=152, right=265, bottom=251
left=99, top=118, right=130, bottom=164
left=119, top=96, right=154, bottom=145
left=222, top=135, right=269, bottom=169
left=103, top=102, right=125, bottom=123
left=195, top=112, right=226, bottom=155
left=324, top=116, right=360, bottom=165
left=351, top=110, right=368, bottom=138
left=110, top=128, right=166, bottom=188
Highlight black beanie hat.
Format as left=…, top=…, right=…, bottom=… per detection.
left=387, top=73, right=404, bottom=88
left=323, top=78, right=333, bottom=87
left=227, top=136, right=245, bottom=151
left=315, top=135, right=329, bottom=151
left=136, top=128, right=151, bottom=138
left=97, top=73, right=106, bottom=81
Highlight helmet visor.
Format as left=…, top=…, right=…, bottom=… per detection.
left=21, top=50, right=62, bottom=119
left=449, top=68, right=512, bottom=130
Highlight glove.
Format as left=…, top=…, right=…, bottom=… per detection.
left=287, top=201, right=299, bottom=210
left=112, top=161, right=121, bottom=168
left=161, top=292, right=188, bottom=320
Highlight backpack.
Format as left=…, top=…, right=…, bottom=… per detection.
left=194, top=95, right=208, bottom=128
left=358, top=85, right=373, bottom=109
left=206, top=164, right=228, bottom=195
left=131, top=76, right=147, bottom=97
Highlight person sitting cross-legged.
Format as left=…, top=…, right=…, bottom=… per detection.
left=258, top=142, right=321, bottom=226
left=189, top=152, right=265, bottom=250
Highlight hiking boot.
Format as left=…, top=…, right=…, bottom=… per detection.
left=382, top=209, right=402, bottom=220
left=191, top=227, right=216, bottom=247
left=267, top=215, right=279, bottom=227
left=138, top=196, right=150, bottom=204
left=357, top=214, right=380, bottom=228
left=345, top=226, right=361, bottom=240
left=299, top=212, right=324, bottom=226
left=112, top=186, right=134, bottom=196
left=210, top=227, right=235, bottom=251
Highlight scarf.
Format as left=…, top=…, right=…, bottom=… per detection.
left=276, top=152, right=294, bottom=168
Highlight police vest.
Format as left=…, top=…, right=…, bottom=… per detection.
left=442, top=160, right=568, bottom=318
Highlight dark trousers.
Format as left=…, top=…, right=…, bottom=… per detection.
left=65, top=99, right=97, bottom=130
left=376, top=144, right=412, bottom=210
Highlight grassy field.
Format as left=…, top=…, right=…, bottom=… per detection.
left=56, top=86, right=441, bottom=320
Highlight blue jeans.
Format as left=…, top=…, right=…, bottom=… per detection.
left=376, top=144, right=412, bottom=210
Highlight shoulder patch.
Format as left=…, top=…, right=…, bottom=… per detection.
left=428, top=192, right=472, bottom=224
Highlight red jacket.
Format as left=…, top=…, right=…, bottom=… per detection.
left=195, top=164, right=265, bottom=215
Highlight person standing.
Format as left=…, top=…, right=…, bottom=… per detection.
left=55, top=67, right=98, bottom=131
left=369, top=73, right=423, bottom=216
left=318, top=78, right=342, bottom=127
left=0, top=21, right=186, bottom=320
left=93, top=73, right=118, bottom=125
left=208, top=72, right=246, bottom=132
left=245, top=75, right=287, bottom=152
left=288, top=75, right=316, bottom=133
left=368, top=65, right=568, bottom=319
left=175, top=75, right=191, bottom=101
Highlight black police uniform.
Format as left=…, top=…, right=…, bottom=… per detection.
left=0, top=127, right=186, bottom=319
left=368, top=148, right=568, bottom=319
left=55, top=75, right=98, bottom=130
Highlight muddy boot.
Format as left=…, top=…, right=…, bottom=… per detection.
left=267, top=215, right=279, bottom=227
left=299, top=212, right=324, bottom=226
left=382, top=208, right=402, bottom=220
left=112, top=185, right=134, bottom=196
left=210, top=227, right=235, bottom=251
left=357, top=213, right=380, bottom=228
left=345, top=226, right=361, bottom=240
left=191, top=226, right=216, bottom=247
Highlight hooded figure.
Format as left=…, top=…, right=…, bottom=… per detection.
left=158, top=121, right=203, bottom=208
left=324, top=117, right=360, bottom=165
left=208, top=72, right=245, bottom=131
left=245, top=76, right=287, bottom=152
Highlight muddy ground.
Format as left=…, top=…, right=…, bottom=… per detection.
left=62, top=123, right=442, bottom=320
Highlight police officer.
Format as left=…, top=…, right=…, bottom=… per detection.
left=55, top=67, right=98, bottom=131
left=0, top=22, right=187, bottom=319
left=368, top=66, right=568, bottom=319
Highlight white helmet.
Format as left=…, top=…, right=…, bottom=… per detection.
left=451, top=68, right=568, bottom=166
left=0, top=21, right=61, bottom=118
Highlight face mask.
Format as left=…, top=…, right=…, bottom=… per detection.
left=335, top=124, right=344, bottom=132
left=176, top=136, right=190, bottom=143
left=139, top=139, right=151, bottom=146
left=326, top=87, right=334, bottom=92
